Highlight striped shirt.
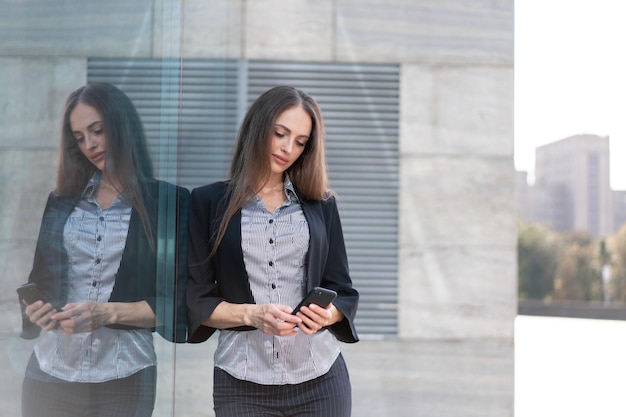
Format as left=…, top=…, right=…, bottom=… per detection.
left=214, top=177, right=340, bottom=385
left=34, top=172, right=156, bottom=383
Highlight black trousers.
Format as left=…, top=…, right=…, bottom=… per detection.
left=22, top=356, right=156, bottom=417
left=213, top=353, right=352, bottom=417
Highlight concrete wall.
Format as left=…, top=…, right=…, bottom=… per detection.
left=1, top=0, right=514, bottom=336
left=399, top=64, right=515, bottom=339
left=0, top=2, right=514, bottom=414
left=1, top=0, right=515, bottom=341
left=0, top=57, right=87, bottom=316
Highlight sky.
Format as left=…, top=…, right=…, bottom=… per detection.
left=515, top=1, right=626, bottom=189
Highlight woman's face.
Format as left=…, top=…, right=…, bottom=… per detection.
left=269, top=105, right=312, bottom=178
left=70, top=102, right=107, bottom=171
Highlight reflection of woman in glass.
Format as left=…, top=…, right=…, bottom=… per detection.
left=19, top=82, right=189, bottom=417
left=187, top=86, right=359, bottom=417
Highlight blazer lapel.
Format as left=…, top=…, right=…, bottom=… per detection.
left=301, top=201, right=326, bottom=291
left=221, top=208, right=255, bottom=300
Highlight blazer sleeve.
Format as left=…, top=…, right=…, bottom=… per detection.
left=152, top=182, right=190, bottom=343
left=20, top=192, right=72, bottom=340
left=186, top=184, right=228, bottom=343
left=108, top=181, right=189, bottom=343
left=318, top=196, right=360, bottom=343
left=19, top=194, right=52, bottom=340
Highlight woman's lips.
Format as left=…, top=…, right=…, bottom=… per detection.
left=91, top=151, right=105, bottom=162
left=272, top=154, right=288, bottom=165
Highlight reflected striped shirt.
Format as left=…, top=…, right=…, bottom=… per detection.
left=214, top=177, right=340, bottom=385
left=35, top=173, right=156, bottom=383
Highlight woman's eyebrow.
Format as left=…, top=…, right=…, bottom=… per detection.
left=72, top=121, right=102, bottom=135
left=275, top=123, right=291, bottom=133
left=275, top=123, right=310, bottom=140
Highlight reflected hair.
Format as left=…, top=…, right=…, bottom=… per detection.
left=212, top=86, right=330, bottom=257
left=57, top=82, right=155, bottom=243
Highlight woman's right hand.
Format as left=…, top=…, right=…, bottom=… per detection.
left=204, top=302, right=303, bottom=336
left=247, top=304, right=303, bottom=336
left=24, top=301, right=60, bottom=331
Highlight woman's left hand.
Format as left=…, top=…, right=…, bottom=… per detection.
left=295, top=303, right=343, bottom=335
left=51, top=300, right=155, bottom=333
left=51, top=302, right=110, bottom=333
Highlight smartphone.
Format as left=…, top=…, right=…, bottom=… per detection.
left=16, top=283, right=61, bottom=310
left=291, top=287, right=337, bottom=315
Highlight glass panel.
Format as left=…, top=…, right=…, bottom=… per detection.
left=2, top=2, right=515, bottom=417
left=1, top=1, right=185, bottom=416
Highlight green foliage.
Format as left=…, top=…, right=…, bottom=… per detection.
left=553, top=236, right=602, bottom=301
left=607, top=224, right=626, bottom=301
left=518, top=221, right=615, bottom=302
left=517, top=222, right=559, bottom=300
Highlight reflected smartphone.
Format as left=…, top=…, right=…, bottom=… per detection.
left=291, top=287, right=337, bottom=315
left=16, top=283, right=61, bottom=310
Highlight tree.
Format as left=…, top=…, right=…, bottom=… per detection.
left=553, top=233, right=602, bottom=302
left=607, top=224, right=626, bottom=302
left=519, top=222, right=626, bottom=303
left=518, top=222, right=559, bottom=300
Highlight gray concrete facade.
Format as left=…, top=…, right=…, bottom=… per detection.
left=0, top=0, right=515, bottom=415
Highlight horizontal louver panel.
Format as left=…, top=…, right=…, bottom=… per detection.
left=248, top=60, right=399, bottom=336
left=89, top=58, right=239, bottom=188
left=88, top=58, right=400, bottom=337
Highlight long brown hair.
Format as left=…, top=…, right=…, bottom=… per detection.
left=56, top=82, right=155, bottom=244
left=211, top=86, right=330, bottom=256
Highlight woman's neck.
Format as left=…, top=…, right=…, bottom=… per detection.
left=101, top=171, right=122, bottom=192
left=258, top=174, right=284, bottom=194
left=256, top=176, right=285, bottom=212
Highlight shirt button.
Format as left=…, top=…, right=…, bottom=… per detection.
left=271, top=283, right=276, bottom=289
left=95, top=258, right=101, bottom=264
left=97, top=236, right=102, bottom=242
left=99, top=216, right=104, bottom=222
left=92, top=281, right=97, bottom=287
left=269, top=238, right=274, bottom=244
left=269, top=261, right=274, bottom=267
left=268, top=219, right=273, bottom=224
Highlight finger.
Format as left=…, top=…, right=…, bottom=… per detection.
left=275, top=305, right=303, bottom=321
left=306, top=303, right=332, bottom=318
left=274, top=325, right=298, bottom=336
left=51, top=307, right=75, bottom=321
left=276, top=312, right=302, bottom=325
left=296, top=312, right=322, bottom=332
left=40, top=318, right=59, bottom=331
left=296, top=321, right=317, bottom=334
left=36, top=310, right=57, bottom=329
left=29, top=303, right=54, bottom=322
left=296, top=306, right=324, bottom=323
left=260, top=316, right=297, bottom=336
left=24, top=301, right=44, bottom=317
left=59, top=318, right=80, bottom=334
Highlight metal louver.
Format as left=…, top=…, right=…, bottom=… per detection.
left=88, top=58, right=399, bottom=336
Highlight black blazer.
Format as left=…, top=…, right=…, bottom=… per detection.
left=186, top=181, right=359, bottom=344
left=20, top=180, right=189, bottom=343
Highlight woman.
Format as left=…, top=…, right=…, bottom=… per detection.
left=187, top=86, right=359, bottom=417
left=19, top=82, right=189, bottom=417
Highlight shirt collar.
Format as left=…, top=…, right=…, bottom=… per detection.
left=79, top=171, right=128, bottom=209
left=284, top=174, right=300, bottom=204
left=81, top=171, right=101, bottom=201
left=250, top=174, right=300, bottom=207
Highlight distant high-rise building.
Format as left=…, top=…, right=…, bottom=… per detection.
left=613, top=190, right=626, bottom=233
left=533, top=134, right=612, bottom=237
